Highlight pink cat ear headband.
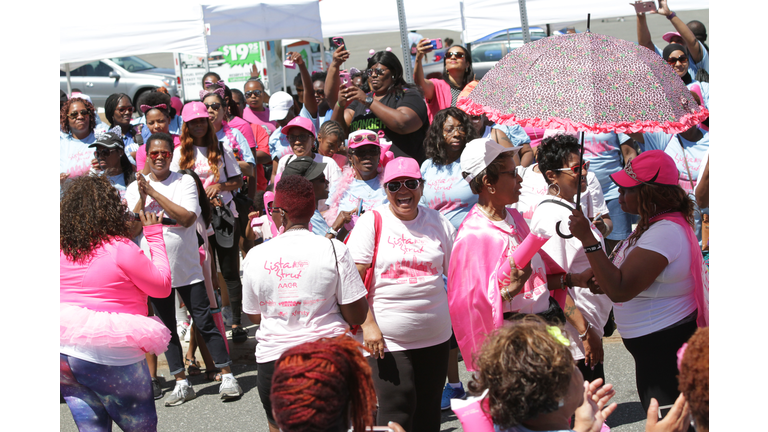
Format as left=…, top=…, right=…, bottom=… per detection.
left=368, top=47, right=392, bottom=59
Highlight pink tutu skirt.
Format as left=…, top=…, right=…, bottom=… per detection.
left=60, top=303, right=171, bottom=356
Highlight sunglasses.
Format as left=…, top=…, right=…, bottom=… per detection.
left=68, top=109, right=90, bottom=119
left=666, top=56, right=688, bottom=65
left=245, top=90, right=263, bottom=98
left=352, top=147, right=381, bottom=159
left=445, top=52, right=466, bottom=59
left=386, top=179, right=421, bottom=193
left=350, top=133, right=378, bottom=144
left=204, top=102, right=222, bottom=111
left=94, top=148, right=117, bottom=158
left=555, top=161, right=590, bottom=174
left=116, top=106, right=134, bottom=113
left=314, top=89, right=325, bottom=96
left=149, top=150, right=172, bottom=160
left=287, top=133, right=313, bottom=143
left=267, top=203, right=283, bottom=216
left=366, top=68, right=388, bottom=77
left=443, top=126, right=467, bottom=135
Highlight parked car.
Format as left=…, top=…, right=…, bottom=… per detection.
left=60, top=56, right=178, bottom=109
left=473, top=26, right=547, bottom=43
left=420, top=40, right=528, bottom=83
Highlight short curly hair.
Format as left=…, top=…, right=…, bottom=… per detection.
left=60, top=98, right=96, bottom=135
left=536, top=134, right=581, bottom=185
left=424, top=107, right=478, bottom=166
left=60, top=175, right=131, bottom=264
left=468, top=316, right=574, bottom=428
left=679, top=327, right=708, bottom=431
left=274, top=175, right=316, bottom=224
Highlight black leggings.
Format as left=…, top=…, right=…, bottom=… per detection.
left=256, top=361, right=277, bottom=426
left=368, top=340, right=450, bottom=432
left=208, top=219, right=242, bottom=326
left=622, top=316, right=697, bottom=414
left=150, top=281, right=232, bottom=375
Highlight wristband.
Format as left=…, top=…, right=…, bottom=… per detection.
left=566, top=273, right=573, bottom=289
left=579, top=323, right=593, bottom=340
left=584, top=243, right=603, bottom=253
left=666, top=11, right=676, bottom=20
left=327, top=227, right=338, bottom=237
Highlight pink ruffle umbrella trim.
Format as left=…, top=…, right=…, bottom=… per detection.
left=458, top=97, right=709, bottom=135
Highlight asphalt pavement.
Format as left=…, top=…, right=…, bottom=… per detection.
left=61, top=330, right=649, bottom=432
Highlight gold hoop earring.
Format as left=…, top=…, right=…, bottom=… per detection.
left=548, top=183, right=561, bottom=196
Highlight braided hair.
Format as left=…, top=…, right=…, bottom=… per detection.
left=271, top=336, right=376, bottom=432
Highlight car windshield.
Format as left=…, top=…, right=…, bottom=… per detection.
left=109, top=56, right=155, bottom=72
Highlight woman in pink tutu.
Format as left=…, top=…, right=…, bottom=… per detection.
left=60, top=175, right=172, bottom=431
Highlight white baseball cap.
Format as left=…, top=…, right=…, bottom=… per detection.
left=460, top=137, right=520, bottom=183
left=268, top=91, right=295, bottom=121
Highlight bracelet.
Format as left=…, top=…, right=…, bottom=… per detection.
left=326, top=227, right=339, bottom=237
left=566, top=273, right=573, bottom=289
left=666, top=11, right=676, bottom=20
left=560, top=274, right=566, bottom=291
left=500, top=287, right=513, bottom=302
left=584, top=243, right=603, bottom=253
left=579, top=323, right=593, bottom=340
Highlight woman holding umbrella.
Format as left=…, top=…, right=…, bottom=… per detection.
left=568, top=150, right=706, bottom=415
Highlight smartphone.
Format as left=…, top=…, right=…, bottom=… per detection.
left=283, top=54, right=295, bottom=69
left=339, top=71, right=351, bottom=88
left=631, top=1, right=657, bottom=13
left=332, top=37, right=345, bottom=49
left=430, top=38, right=443, bottom=51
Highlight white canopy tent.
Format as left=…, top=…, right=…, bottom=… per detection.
left=319, top=0, right=464, bottom=37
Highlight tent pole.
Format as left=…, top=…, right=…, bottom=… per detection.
left=65, top=63, right=72, bottom=95
left=396, top=0, right=414, bottom=84
left=320, top=40, right=325, bottom=72
left=202, top=6, right=210, bottom=73
left=518, top=0, right=531, bottom=44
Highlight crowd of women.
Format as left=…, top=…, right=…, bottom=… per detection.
left=61, top=9, right=709, bottom=431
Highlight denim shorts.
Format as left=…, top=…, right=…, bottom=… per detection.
left=605, top=198, right=639, bottom=241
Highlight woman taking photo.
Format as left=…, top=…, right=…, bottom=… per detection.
left=334, top=51, right=429, bottom=164
left=89, top=131, right=135, bottom=199
left=242, top=174, right=369, bottom=432
left=60, top=97, right=98, bottom=182
left=346, top=157, right=456, bottom=432
left=568, top=149, right=707, bottom=415
left=529, top=134, right=613, bottom=383
left=60, top=175, right=171, bottom=431
left=171, top=102, right=247, bottom=343
left=414, top=42, right=473, bottom=123
left=447, top=138, right=594, bottom=373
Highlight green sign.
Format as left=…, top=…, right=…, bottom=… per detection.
left=220, top=42, right=262, bottom=66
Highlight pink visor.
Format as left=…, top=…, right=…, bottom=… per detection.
left=181, top=102, right=209, bottom=123
left=382, top=157, right=421, bottom=183
left=610, top=150, right=679, bottom=188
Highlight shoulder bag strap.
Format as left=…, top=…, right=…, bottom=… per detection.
left=675, top=136, right=696, bottom=192
left=538, top=198, right=575, bottom=212
left=218, top=140, right=230, bottom=180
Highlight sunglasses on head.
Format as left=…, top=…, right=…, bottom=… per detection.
left=366, top=68, right=388, bottom=77
left=245, top=90, right=263, bottom=98
left=351, top=133, right=378, bottom=144
left=666, top=56, right=688, bottom=65
left=555, top=160, right=590, bottom=174
left=149, top=150, right=172, bottom=160
left=386, top=179, right=421, bottom=193
left=94, top=148, right=117, bottom=158
left=204, top=102, right=221, bottom=111
left=68, top=109, right=90, bottom=119
left=446, top=51, right=466, bottom=59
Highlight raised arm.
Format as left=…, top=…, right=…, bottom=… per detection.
left=413, top=38, right=436, bottom=101
left=655, top=0, right=703, bottom=62
left=117, top=215, right=172, bottom=299
left=636, top=11, right=655, bottom=52
left=325, top=46, right=349, bottom=109
left=288, top=51, right=316, bottom=118
left=340, top=85, right=423, bottom=135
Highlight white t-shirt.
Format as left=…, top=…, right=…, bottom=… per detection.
left=241, top=230, right=367, bottom=363
left=610, top=220, right=697, bottom=339
left=530, top=196, right=612, bottom=360
left=346, top=204, right=455, bottom=352
left=170, top=144, right=241, bottom=205
left=125, top=172, right=204, bottom=288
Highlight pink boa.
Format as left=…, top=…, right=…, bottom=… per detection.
left=324, top=165, right=357, bottom=226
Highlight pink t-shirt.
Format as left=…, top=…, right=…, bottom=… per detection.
left=136, top=135, right=181, bottom=171
left=60, top=225, right=172, bottom=316
left=243, top=106, right=276, bottom=136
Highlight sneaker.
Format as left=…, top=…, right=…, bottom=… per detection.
left=219, top=375, right=243, bottom=400
left=151, top=378, right=163, bottom=400
left=440, top=383, right=466, bottom=410
left=231, top=326, right=248, bottom=343
left=177, top=322, right=190, bottom=341
left=164, top=381, right=196, bottom=407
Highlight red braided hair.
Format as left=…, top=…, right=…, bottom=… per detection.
left=271, top=336, right=376, bottom=432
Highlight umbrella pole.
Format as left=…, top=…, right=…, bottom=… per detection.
left=576, top=131, right=585, bottom=209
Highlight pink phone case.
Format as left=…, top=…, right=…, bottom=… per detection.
left=633, top=1, right=657, bottom=13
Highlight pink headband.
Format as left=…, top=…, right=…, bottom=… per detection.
left=200, top=88, right=225, bottom=100
left=140, top=103, right=168, bottom=113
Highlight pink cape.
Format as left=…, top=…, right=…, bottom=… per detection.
left=447, top=206, right=565, bottom=371
left=654, top=213, right=708, bottom=327
left=426, top=78, right=452, bottom=124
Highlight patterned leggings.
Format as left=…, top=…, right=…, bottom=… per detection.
left=60, top=353, right=157, bottom=432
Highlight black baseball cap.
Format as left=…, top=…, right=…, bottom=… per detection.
left=283, top=156, right=326, bottom=181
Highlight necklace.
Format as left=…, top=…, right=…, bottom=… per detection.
left=649, top=209, right=673, bottom=221
left=285, top=225, right=308, bottom=232
left=477, top=204, right=503, bottom=221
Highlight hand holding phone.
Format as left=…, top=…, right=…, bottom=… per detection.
left=630, top=1, right=657, bottom=13
left=332, top=37, right=345, bottom=49
left=283, top=53, right=295, bottom=69
left=430, top=38, right=443, bottom=51
left=339, top=71, right=351, bottom=88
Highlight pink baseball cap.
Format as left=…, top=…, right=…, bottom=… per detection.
left=348, top=130, right=381, bottom=149
left=610, top=150, right=679, bottom=188
left=281, top=116, right=317, bottom=139
left=182, top=101, right=209, bottom=122
left=382, top=157, right=421, bottom=184
left=662, top=32, right=682, bottom=43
